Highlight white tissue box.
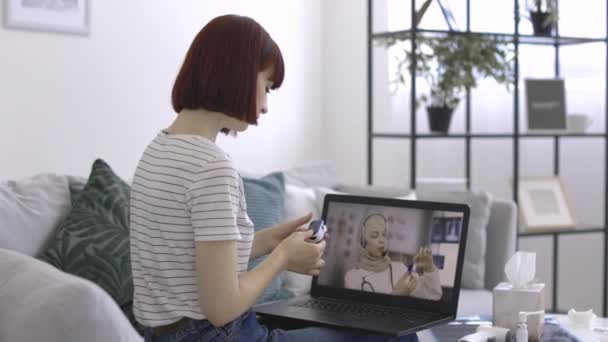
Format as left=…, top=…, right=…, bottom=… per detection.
left=493, top=282, right=545, bottom=339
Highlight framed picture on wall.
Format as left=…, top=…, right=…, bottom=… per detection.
left=518, top=176, right=576, bottom=232
left=3, top=0, right=90, bottom=35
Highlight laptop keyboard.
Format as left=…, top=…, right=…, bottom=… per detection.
left=292, top=298, right=431, bottom=323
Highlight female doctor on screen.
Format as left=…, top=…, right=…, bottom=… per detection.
left=344, top=214, right=443, bottom=300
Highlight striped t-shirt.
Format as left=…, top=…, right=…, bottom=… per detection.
left=129, top=132, right=254, bottom=327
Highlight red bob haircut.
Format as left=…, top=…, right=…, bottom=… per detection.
left=171, top=15, right=284, bottom=130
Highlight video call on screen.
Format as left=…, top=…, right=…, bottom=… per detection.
left=317, top=202, right=463, bottom=303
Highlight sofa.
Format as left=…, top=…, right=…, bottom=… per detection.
left=0, top=159, right=516, bottom=341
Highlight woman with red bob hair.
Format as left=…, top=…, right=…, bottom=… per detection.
left=129, top=14, right=418, bottom=342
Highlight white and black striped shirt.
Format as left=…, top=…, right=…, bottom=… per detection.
left=129, top=132, right=254, bottom=327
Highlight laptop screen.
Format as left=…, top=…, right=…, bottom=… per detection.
left=315, top=195, right=468, bottom=314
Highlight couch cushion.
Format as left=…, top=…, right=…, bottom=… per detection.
left=0, top=174, right=72, bottom=256
left=283, top=161, right=339, bottom=189
left=283, top=183, right=320, bottom=220
left=314, top=186, right=416, bottom=217
left=0, top=248, right=142, bottom=342
left=334, top=183, right=416, bottom=199
left=279, top=183, right=320, bottom=296
left=38, top=159, right=134, bottom=318
left=417, top=190, right=492, bottom=289
left=243, top=172, right=292, bottom=303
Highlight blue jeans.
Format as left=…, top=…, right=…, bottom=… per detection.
left=143, top=311, right=418, bottom=342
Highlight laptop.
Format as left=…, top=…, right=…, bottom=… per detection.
left=254, top=194, right=470, bottom=336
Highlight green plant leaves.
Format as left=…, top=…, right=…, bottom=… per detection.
left=388, top=33, right=515, bottom=109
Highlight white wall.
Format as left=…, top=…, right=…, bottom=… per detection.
left=0, top=0, right=324, bottom=180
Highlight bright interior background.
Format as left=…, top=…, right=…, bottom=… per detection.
left=1, top=0, right=606, bottom=315
left=356, top=0, right=607, bottom=314
left=1, top=0, right=325, bottom=180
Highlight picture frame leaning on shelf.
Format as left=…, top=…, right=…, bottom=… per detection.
left=517, top=176, right=576, bottom=233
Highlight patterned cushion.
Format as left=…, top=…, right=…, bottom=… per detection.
left=243, top=172, right=292, bottom=303
left=38, top=159, right=135, bottom=325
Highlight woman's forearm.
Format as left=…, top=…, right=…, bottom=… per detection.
left=196, top=241, right=286, bottom=327
left=222, top=246, right=287, bottom=325
left=250, top=228, right=276, bottom=260
left=238, top=245, right=286, bottom=298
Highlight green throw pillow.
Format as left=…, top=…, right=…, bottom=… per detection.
left=39, top=158, right=133, bottom=310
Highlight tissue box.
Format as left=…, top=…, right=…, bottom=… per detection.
left=493, top=282, right=545, bottom=339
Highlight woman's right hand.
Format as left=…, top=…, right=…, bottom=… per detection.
left=278, top=229, right=326, bottom=276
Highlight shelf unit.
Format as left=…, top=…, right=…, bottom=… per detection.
left=366, top=0, right=608, bottom=316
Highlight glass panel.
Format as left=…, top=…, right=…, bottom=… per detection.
left=471, top=138, right=513, bottom=200
left=558, top=0, right=606, bottom=38
left=373, top=0, right=470, bottom=33
left=470, top=0, right=515, bottom=34
left=372, top=0, right=412, bottom=33
left=558, top=233, right=604, bottom=314
left=416, top=0, right=467, bottom=32
left=518, top=236, right=554, bottom=310
left=560, top=139, right=606, bottom=229
left=471, top=78, right=515, bottom=134
left=561, top=43, right=606, bottom=134
left=417, top=139, right=465, bottom=190
left=372, top=42, right=412, bottom=134
left=519, top=138, right=554, bottom=177
left=372, top=138, right=411, bottom=187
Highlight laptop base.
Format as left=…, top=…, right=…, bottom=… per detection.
left=254, top=295, right=451, bottom=336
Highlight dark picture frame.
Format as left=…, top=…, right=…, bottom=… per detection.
left=525, top=78, right=567, bottom=131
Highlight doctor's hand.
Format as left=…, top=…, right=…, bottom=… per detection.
left=414, top=246, right=435, bottom=274
left=394, top=274, right=418, bottom=296
left=277, top=229, right=326, bottom=276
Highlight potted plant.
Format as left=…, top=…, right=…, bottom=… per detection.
left=526, top=0, right=558, bottom=36
left=387, top=34, right=514, bottom=133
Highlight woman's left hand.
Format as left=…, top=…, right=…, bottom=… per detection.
left=268, top=213, right=313, bottom=249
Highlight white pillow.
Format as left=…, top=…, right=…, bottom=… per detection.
left=280, top=184, right=319, bottom=296
left=335, top=183, right=416, bottom=199
left=282, top=183, right=320, bottom=221
left=0, top=174, right=72, bottom=256
left=283, top=161, right=339, bottom=189
left=314, top=186, right=417, bottom=217
left=0, top=248, right=143, bottom=342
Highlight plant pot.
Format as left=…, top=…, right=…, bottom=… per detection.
left=427, top=106, right=454, bottom=133
left=530, top=11, right=555, bottom=36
